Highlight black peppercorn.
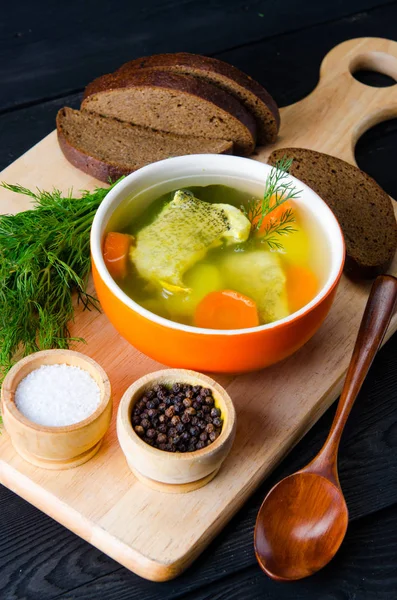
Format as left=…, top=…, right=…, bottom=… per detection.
left=156, top=432, right=167, bottom=444
left=165, top=406, right=175, bottom=418
left=181, top=412, right=190, bottom=425
left=181, top=412, right=191, bottom=424
left=131, top=382, right=223, bottom=453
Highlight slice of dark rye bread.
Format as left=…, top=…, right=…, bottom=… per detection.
left=56, top=107, right=233, bottom=183
left=81, top=70, right=256, bottom=156
left=268, top=148, right=397, bottom=277
left=110, top=52, right=280, bottom=146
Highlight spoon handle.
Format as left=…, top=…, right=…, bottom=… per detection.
left=306, top=274, right=397, bottom=483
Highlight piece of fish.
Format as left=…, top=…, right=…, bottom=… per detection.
left=130, top=190, right=251, bottom=290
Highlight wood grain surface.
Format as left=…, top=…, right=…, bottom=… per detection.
left=255, top=275, right=397, bottom=581
left=1, top=36, right=397, bottom=583
left=2, top=2, right=397, bottom=598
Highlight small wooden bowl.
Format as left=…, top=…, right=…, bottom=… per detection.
left=1, top=349, right=112, bottom=470
left=117, top=369, right=236, bottom=493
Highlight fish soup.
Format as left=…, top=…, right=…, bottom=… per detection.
left=103, top=175, right=328, bottom=330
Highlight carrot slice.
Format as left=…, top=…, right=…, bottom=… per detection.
left=286, top=265, right=319, bottom=314
left=103, top=232, right=132, bottom=279
left=194, top=290, right=259, bottom=330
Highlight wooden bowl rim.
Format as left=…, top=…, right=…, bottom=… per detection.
left=117, top=368, right=236, bottom=462
left=1, top=349, right=111, bottom=433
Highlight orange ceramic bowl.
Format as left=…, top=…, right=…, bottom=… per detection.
left=91, top=155, right=344, bottom=373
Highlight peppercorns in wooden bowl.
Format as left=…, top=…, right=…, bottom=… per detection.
left=131, top=382, right=223, bottom=453
left=117, top=369, right=236, bottom=493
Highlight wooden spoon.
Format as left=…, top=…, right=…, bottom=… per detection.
left=254, top=274, right=397, bottom=581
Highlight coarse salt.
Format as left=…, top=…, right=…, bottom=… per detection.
left=15, top=364, right=101, bottom=427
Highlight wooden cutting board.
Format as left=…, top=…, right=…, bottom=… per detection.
left=1, top=37, right=397, bottom=582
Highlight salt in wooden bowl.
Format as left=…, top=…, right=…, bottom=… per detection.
left=1, top=349, right=112, bottom=469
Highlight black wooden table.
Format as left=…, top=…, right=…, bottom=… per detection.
left=1, top=1, right=397, bottom=598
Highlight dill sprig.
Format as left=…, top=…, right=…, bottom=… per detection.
left=259, top=207, right=297, bottom=250
left=242, top=156, right=301, bottom=250
left=0, top=180, right=121, bottom=382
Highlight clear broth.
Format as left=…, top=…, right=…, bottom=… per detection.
left=113, top=185, right=328, bottom=328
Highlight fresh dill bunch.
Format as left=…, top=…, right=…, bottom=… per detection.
left=0, top=179, right=122, bottom=382
left=241, top=156, right=301, bottom=250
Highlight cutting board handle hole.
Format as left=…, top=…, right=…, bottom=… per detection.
left=349, top=52, right=397, bottom=87
left=355, top=118, right=397, bottom=198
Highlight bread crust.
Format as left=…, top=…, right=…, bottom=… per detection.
left=116, top=52, right=280, bottom=143
left=269, top=147, right=397, bottom=277
left=82, top=70, right=256, bottom=155
left=84, top=52, right=279, bottom=145
left=57, top=109, right=130, bottom=182
left=56, top=107, right=233, bottom=183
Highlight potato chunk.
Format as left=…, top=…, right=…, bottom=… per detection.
left=221, top=250, right=288, bottom=323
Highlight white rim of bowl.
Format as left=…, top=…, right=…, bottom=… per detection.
left=91, top=154, right=345, bottom=336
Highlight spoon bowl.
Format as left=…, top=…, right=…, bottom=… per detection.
left=255, top=472, right=348, bottom=580
left=254, top=275, right=397, bottom=581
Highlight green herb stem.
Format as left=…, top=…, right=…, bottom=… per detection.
left=242, top=157, right=301, bottom=250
